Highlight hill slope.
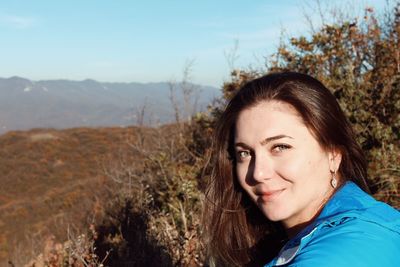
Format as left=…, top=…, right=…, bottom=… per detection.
left=0, top=126, right=158, bottom=264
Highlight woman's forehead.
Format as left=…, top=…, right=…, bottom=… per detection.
left=237, top=100, right=302, bottom=125
left=235, top=101, right=306, bottom=139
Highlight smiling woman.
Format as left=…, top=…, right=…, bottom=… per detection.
left=202, top=72, right=400, bottom=266
left=234, top=100, right=340, bottom=236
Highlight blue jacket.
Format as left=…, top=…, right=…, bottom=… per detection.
left=264, top=181, right=400, bottom=266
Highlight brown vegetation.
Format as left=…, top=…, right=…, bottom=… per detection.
left=0, top=126, right=155, bottom=266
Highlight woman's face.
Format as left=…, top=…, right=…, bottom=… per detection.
left=234, top=100, right=339, bottom=229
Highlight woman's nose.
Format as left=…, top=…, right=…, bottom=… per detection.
left=252, top=154, right=273, bottom=182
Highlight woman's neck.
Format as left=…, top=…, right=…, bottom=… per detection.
left=283, top=186, right=336, bottom=239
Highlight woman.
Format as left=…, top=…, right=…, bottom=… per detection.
left=203, top=72, right=400, bottom=266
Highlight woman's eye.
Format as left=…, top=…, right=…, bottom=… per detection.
left=237, top=151, right=250, bottom=159
left=272, top=144, right=291, bottom=153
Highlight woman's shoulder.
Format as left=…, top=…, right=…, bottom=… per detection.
left=319, top=181, right=400, bottom=233
left=266, top=217, right=400, bottom=267
left=284, top=199, right=400, bottom=267
left=327, top=193, right=400, bottom=231
left=291, top=212, right=400, bottom=266
left=265, top=185, right=400, bottom=267
left=264, top=182, right=400, bottom=266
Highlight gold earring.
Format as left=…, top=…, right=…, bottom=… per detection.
left=331, top=170, right=338, bottom=188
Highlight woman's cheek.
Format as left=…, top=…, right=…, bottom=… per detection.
left=274, top=155, right=302, bottom=182
left=236, top=164, right=244, bottom=183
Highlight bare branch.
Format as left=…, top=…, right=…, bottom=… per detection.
left=181, top=59, right=198, bottom=125
left=135, top=97, right=148, bottom=126
left=168, top=80, right=181, bottom=124
left=224, top=39, right=240, bottom=72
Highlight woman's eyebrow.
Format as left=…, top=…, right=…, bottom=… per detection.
left=235, top=135, right=293, bottom=148
left=260, top=134, right=293, bottom=146
left=234, top=142, right=251, bottom=149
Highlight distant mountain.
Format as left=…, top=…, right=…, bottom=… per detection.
left=0, top=76, right=220, bottom=134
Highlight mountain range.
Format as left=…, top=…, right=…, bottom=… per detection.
left=0, top=76, right=219, bottom=134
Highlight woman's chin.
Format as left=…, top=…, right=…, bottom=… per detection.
left=259, top=206, right=288, bottom=222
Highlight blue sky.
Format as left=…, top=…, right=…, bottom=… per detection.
left=0, top=0, right=390, bottom=87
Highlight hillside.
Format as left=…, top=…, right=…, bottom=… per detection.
left=0, top=126, right=160, bottom=265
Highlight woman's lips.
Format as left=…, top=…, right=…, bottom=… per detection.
left=258, top=189, right=285, bottom=202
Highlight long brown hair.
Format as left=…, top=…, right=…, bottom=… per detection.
left=202, top=72, right=369, bottom=266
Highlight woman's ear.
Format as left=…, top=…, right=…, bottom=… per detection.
left=328, top=149, right=342, bottom=173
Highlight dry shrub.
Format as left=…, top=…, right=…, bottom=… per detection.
left=93, top=124, right=206, bottom=266
left=23, top=229, right=110, bottom=267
